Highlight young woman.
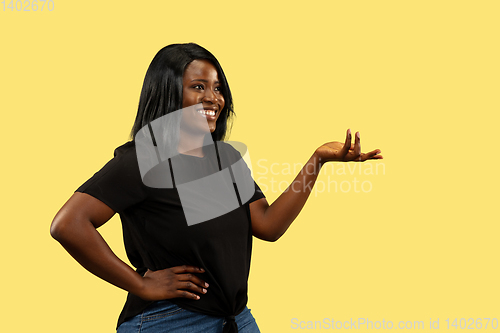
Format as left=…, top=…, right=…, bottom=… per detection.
left=51, top=43, right=382, bottom=333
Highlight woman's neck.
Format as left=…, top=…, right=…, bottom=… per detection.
left=177, top=130, right=206, bottom=157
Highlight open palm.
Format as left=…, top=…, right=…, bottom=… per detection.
left=315, top=129, right=383, bottom=163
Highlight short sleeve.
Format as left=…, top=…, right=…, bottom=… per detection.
left=248, top=181, right=265, bottom=204
left=215, top=141, right=266, bottom=205
left=75, top=142, right=148, bottom=213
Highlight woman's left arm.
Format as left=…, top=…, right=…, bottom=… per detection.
left=250, top=129, right=383, bottom=242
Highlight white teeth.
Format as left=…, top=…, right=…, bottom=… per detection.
left=197, top=110, right=216, bottom=116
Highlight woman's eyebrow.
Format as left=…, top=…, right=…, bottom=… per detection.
left=190, top=79, right=220, bottom=84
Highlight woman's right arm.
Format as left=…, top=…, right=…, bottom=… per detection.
left=50, top=192, right=208, bottom=301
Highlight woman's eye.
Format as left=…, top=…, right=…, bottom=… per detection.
left=193, top=84, right=204, bottom=90
left=215, top=86, right=222, bottom=92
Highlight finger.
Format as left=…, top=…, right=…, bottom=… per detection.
left=360, top=149, right=382, bottom=161
left=353, top=131, right=361, bottom=160
left=178, top=281, right=208, bottom=295
left=340, top=129, right=351, bottom=159
left=178, top=273, right=209, bottom=288
left=371, top=149, right=383, bottom=159
left=176, top=289, right=202, bottom=300
left=171, top=265, right=205, bottom=274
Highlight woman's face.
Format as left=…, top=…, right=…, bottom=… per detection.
left=182, top=59, right=225, bottom=133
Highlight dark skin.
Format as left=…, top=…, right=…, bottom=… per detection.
left=50, top=60, right=382, bottom=302
left=250, top=128, right=382, bottom=242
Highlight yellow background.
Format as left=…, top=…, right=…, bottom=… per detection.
left=1, top=0, right=499, bottom=331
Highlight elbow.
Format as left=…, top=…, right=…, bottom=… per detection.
left=50, top=217, right=65, bottom=242
left=50, top=214, right=74, bottom=243
left=254, top=230, right=283, bottom=242
left=265, top=232, right=281, bottom=242
left=50, top=204, right=79, bottom=242
left=267, top=233, right=283, bottom=242
left=253, top=222, right=287, bottom=242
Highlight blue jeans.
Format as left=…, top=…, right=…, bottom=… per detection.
left=116, top=300, right=261, bottom=333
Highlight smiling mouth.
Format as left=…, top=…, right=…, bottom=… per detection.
left=196, top=108, right=217, bottom=117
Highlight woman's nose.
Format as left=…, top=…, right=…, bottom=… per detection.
left=202, top=89, right=217, bottom=103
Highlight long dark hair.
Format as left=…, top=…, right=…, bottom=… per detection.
left=129, top=43, right=234, bottom=142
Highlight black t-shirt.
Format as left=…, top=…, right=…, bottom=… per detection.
left=75, top=140, right=265, bottom=328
